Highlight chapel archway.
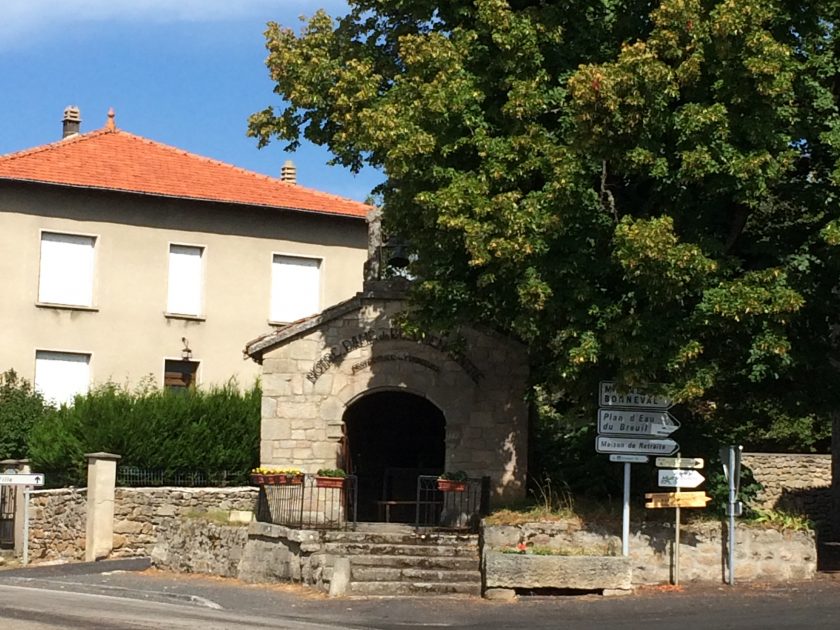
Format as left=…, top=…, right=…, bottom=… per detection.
left=343, top=390, right=446, bottom=522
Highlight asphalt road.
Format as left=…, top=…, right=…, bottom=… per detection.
left=2, top=562, right=840, bottom=629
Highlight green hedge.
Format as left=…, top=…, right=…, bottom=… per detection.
left=27, top=380, right=260, bottom=487
left=0, top=370, right=50, bottom=460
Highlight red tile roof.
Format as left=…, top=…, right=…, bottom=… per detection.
left=0, top=122, right=370, bottom=219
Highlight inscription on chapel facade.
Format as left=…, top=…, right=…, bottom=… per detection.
left=305, top=327, right=482, bottom=383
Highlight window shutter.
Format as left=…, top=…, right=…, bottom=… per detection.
left=167, top=245, right=203, bottom=316
left=34, top=351, right=90, bottom=406
left=38, top=233, right=95, bottom=306
left=270, top=255, right=321, bottom=322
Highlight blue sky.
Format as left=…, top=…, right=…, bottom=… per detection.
left=0, top=0, right=381, bottom=202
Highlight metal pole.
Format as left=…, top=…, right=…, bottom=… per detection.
left=728, top=446, right=736, bottom=585
left=674, top=504, right=680, bottom=585
left=22, top=486, right=30, bottom=566
left=622, top=462, right=630, bottom=556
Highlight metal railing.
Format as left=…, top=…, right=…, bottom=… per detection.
left=256, top=474, right=358, bottom=530
left=0, top=485, right=15, bottom=548
left=116, top=467, right=245, bottom=487
left=415, top=475, right=489, bottom=531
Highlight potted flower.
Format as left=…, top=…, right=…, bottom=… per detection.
left=437, top=470, right=469, bottom=492
left=251, top=467, right=304, bottom=485
left=315, top=468, right=347, bottom=489
left=271, top=468, right=304, bottom=485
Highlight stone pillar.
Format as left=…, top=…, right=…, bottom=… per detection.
left=0, top=458, right=30, bottom=557
left=84, top=452, right=120, bottom=562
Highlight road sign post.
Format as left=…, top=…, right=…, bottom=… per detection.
left=0, top=472, right=44, bottom=566
left=720, top=445, right=743, bottom=586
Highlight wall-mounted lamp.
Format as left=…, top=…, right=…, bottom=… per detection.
left=181, top=337, right=192, bottom=361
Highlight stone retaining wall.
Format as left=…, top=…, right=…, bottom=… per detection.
left=484, top=520, right=816, bottom=585
left=151, top=520, right=329, bottom=588
left=28, top=488, right=87, bottom=562
left=111, top=487, right=258, bottom=557
left=743, top=453, right=832, bottom=532
left=24, top=486, right=258, bottom=562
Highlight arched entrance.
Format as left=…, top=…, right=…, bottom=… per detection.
left=343, top=391, right=445, bottom=523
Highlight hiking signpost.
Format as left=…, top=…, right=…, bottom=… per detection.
left=596, top=381, right=677, bottom=557
left=650, top=458, right=711, bottom=586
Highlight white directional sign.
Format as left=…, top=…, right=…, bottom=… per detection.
left=658, top=469, right=705, bottom=489
left=598, top=409, right=679, bottom=437
left=0, top=473, right=45, bottom=486
left=599, top=381, right=672, bottom=410
left=596, top=436, right=679, bottom=455
left=656, top=457, right=704, bottom=469
left=609, top=454, right=650, bottom=464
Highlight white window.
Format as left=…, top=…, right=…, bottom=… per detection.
left=166, top=245, right=204, bottom=316
left=38, top=232, right=96, bottom=306
left=270, top=255, right=321, bottom=323
left=34, top=351, right=90, bottom=406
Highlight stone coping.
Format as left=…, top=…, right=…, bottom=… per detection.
left=485, top=551, right=632, bottom=590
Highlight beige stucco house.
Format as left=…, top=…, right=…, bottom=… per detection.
left=0, top=107, right=369, bottom=404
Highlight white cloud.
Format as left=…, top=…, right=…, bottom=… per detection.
left=0, top=0, right=348, bottom=50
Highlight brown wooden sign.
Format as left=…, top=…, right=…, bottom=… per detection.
left=645, top=491, right=712, bottom=509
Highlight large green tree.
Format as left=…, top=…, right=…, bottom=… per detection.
left=249, top=0, right=840, bottom=453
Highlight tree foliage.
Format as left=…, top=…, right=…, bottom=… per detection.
left=250, top=0, right=840, bottom=454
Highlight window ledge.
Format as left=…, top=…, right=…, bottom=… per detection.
left=164, top=312, right=206, bottom=322
left=36, top=302, right=98, bottom=312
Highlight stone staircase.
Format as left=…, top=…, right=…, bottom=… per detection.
left=317, top=523, right=482, bottom=597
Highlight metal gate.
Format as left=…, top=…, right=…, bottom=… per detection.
left=0, top=485, right=15, bottom=548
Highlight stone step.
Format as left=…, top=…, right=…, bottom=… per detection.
left=351, top=565, right=480, bottom=583
left=323, top=529, right=478, bottom=547
left=349, top=580, right=482, bottom=597
left=324, top=542, right=479, bottom=558
left=349, top=554, right=479, bottom=571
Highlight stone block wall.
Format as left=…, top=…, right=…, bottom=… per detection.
left=24, top=486, right=257, bottom=562
left=743, top=453, right=832, bottom=532
left=111, top=487, right=258, bottom=557
left=28, top=488, right=87, bottom=562
left=484, top=520, right=816, bottom=585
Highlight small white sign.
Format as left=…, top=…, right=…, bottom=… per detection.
left=609, top=454, right=650, bottom=464
left=596, top=436, right=679, bottom=455
left=658, top=469, right=705, bottom=489
left=0, top=473, right=45, bottom=486
left=598, top=409, right=680, bottom=437
left=656, top=457, right=704, bottom=469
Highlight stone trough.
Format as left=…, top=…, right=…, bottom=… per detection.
left=484, top=551, right=632, bottom=597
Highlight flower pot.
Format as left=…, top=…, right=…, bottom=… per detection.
left=437, top=479, right=467, bottom=492
left=315, top=476, right=346, bottom=489
left=265, top=473, right=304, bottom=485
left=250, top=473, right=266, bottom=485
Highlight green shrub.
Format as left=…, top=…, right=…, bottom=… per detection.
left=28, top=379, right=260, bottom=487
left=0, top=369, right=51, bottom=460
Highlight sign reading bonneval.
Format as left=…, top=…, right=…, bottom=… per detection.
left=305, top=327, right=483, bottom=384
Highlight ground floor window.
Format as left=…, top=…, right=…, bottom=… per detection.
left=34, top=350, right=90, bottom=406
left=164, top=359, right=199, bottom=390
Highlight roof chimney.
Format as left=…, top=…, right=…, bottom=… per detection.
left=62, top=106, right=81, bottom=138
left=280, top=160, right=297, bottom=184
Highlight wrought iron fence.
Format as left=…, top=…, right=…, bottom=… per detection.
left=116, top=467, right=246, bottom=487
left=256, top=474, right=358, bottom=530
left=0, top=485, right=15, bottom=549
left=415, top=475, right=489, bottom=531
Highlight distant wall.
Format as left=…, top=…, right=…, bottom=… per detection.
left=743, top=453, right=832, bottom=533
